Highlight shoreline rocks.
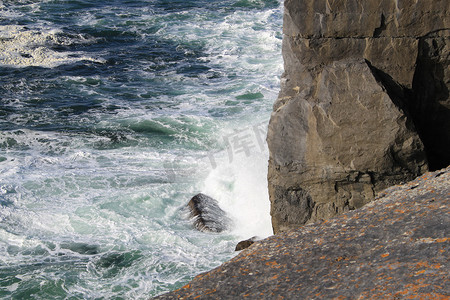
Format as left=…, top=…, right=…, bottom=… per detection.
left=155, top=167, right=450, bottom=299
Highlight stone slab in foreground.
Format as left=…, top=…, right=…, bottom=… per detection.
left=155, top=167, right=449, bottom=299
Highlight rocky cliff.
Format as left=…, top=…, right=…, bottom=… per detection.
left=267, top=0, right=450, bottom=233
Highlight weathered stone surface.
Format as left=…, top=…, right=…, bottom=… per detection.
left=268, top=0, right=450, bottom=233
left=187, top=193, right=232, bottom=233
left=155, top=167, right=450, bottom=299
left=283, top=0, right=449, bottom=38
left=269, top=58, right=428, bottom=232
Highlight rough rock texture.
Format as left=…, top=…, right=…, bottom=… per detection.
left=154, top=167, right=449, bottom=299
left=267, top=0, right=450, bottom=233
left=187, top=193, right=232, bottom=233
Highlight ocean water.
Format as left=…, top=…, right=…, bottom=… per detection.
left=0, top=0, right=283, bottom=298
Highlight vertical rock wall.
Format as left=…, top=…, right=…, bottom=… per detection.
left=267, top=0, right=450, bottom=233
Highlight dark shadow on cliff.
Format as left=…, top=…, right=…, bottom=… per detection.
left=365, top=55, right=450, bottom=171
left=411, top=35, right=450, bottom=170
left=364, top=59, right=409, bottom=111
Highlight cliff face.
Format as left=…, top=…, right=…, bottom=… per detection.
left=267, top=0, right=450, bottom=233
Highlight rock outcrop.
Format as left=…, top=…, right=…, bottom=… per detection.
left=187, top=193, right=232, bottom=233
left=267, top=0, right=450, bottom=233
left=155, top=167, right=450, bottom=299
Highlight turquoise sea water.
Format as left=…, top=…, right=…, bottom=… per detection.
left=0, top=0, right=283, bottom=298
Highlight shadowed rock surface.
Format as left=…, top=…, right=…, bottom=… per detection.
left=155, top=167, right=449, bottom=299
left=267, top=0, right=450, bottom=233
left=188, top=193, right=232, bottom=233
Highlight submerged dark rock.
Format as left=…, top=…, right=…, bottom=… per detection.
left=187, top=193, right=232, bottom=233
left=155, top=167, right=450, bottom=299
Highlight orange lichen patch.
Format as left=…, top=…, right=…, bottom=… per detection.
left=436, top=237, right=448, bottom=243
left=414, top=261, right=442, bottom=270
left=182, top=284, right=191, bottom=289
left=415, top=262, right=427, bottom=268
left=204, top=289, right=217, bottom=295
left=414, top=293, right=448, bottom=299
left=335, top=256, right=351, bottom=262
left=296, top=268, right=308, bottom=273
left=391, top=282, right=441, bottom=299
left=394, top=209, right=405, bottom=213
left=394, top=289, right=409, bottom=296
left=265, top=261, right=278, bottom=266
left=271, top=275, right=279, bottom=280
left=387, top=263, right=400, bottom=270
left=415, top=270, right=426, bottom=275
left=381, top=253, right=390, bottom=258
left=407, top=283, right=431, bottom=291
left=431, top=263, right=442, bottom=269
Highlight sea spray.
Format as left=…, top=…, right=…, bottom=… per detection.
left=201, top=123, right=273, bottom=239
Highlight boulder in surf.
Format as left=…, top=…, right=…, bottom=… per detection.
left=187, top=193, right=232, bottom=233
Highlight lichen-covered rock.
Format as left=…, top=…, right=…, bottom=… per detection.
left=267, top=0, right=450, bottom=233
left=187, top=193, right=232, bottom=233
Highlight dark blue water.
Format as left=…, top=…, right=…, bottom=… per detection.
left=0, top=0, right=282, bottom=298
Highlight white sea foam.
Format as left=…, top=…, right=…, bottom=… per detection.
left=202, top=151, right=273, bottom=239
left=0, top=25, right=105, bottom=68
left=165, top=9, right=282, bottom=77
left=198, top=120, right=274, bottom=239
